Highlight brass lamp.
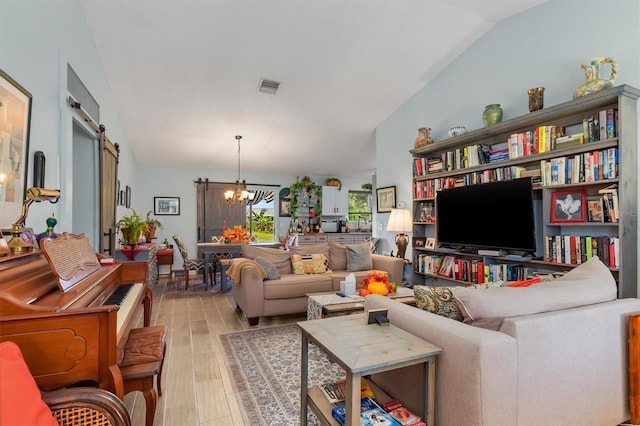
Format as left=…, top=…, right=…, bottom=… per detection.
left=387, top=208, right=412, bottom=259
left=9, top=187, right=61, bottom=253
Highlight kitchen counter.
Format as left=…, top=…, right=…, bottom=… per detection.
left=296, top=232, right=372, bottom=246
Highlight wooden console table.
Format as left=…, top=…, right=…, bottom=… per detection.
left=298, top=314, right=441, bottom=425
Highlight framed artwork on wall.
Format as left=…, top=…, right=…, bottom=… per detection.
left=376, top=186, right=396, bottom=213
left=154, top=196, right=180, bottom=215
left=125, top=185, right=131, bottom=208
left=551, top=190, right=586, bottom=223
left=0, top=70, right=33, bottom=229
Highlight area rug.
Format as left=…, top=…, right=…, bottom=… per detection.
left=220, top=324, right=345, bottom=425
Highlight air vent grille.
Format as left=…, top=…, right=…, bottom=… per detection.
left=258, top=79, right=280, bottom=94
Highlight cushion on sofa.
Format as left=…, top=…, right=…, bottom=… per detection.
left=347, top=243, right=373, bottom=271
left=328, top=241, right=348, bottom=270
left=0, top=341, right=58, bottom=426
left=414, top=285, right=464, bottom=321
left=291, top=253, right=332, bottom=274
left=290, top=243, right=330, bottom=257
left=452, top=257, right=617, bottom=330
left=255, top=256, right=281, bottom=280
left=241, top=245, right=292, bottom=275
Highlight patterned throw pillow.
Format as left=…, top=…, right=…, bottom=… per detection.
left=414, top=281, right=506, bottom=321
left=291, top=254, right=332, bottom=274
left=414, top=285, right=464, bottom=321
left=255, top=256, right=281, bottom=280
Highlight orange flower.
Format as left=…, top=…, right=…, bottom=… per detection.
left=223, top=225, right=250, bottom=243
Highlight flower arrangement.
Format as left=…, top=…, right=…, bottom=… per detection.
left=358, top=271, right=397, bottom=296
left=223, top=225, right=250, bottom=243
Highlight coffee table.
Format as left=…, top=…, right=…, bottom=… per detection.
left=298, top=314, right=441, bottom=425
left=306, top=286, right=415, bottom=320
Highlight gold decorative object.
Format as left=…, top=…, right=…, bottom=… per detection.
left=528, top=87, right=545, bottom=112
left=9, top=187, right=61, bottom=252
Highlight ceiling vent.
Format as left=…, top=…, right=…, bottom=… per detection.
left=258, top=79, right=280, bottom=94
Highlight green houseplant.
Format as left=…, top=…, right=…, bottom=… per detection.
left=145, top=210, right=164, bottom=240
left=116, top=209, right=148, bottom=246
left=326, top=177, right=342, bottom=189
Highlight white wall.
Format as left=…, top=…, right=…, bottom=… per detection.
left=375, top=0, right=640, bottom=261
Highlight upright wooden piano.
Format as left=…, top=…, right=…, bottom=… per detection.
left=0, top=234, right=152, bottom=399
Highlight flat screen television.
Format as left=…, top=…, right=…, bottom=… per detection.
left=435, top=178, right=536, bottom=253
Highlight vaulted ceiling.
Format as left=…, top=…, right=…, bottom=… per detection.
left=79, top=0, right=547, bottom=178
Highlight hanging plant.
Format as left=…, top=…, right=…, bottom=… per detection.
left=326, top=177, right=342, bottom=188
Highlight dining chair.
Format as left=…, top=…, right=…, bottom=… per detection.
left=208, top=235, right=233, bottom=291
left=172, top=235, right=207, bottom=290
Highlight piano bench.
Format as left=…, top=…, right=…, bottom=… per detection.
left=120, top=325, right=167, bottom=426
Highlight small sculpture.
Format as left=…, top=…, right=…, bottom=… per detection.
left=413, top=127, right=432, bottom=149
left=37, top=214, right=59, bottom=243
left=573, top=57, right=618, bottom=99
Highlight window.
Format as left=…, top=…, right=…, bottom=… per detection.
left=246, top=190, right=275, bottom=242
left=348, top=190, right=372, bottom=224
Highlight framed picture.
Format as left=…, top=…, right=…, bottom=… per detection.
left=438, top=255, right=456, bottom=277
left=0, top=70, right=33, bottom=229
left=20, top=227, right=38, bottom=250
left=119, top=190, right=126, bottom=206
left=279, top=198, right=291, bottom=217
left=425, top=237, right=436, bottom=250
left=376, top=185, right=396, bottom=213
left=551, top=190, right=586, bottom=223
left=125, top=185, right=132, bottom=208
left=414, top=200, right=435, bottom=223
left=154, top=196, right=180, bottom=215
left=587, top=197, right=604, bottom=222
left=413, top=237, right=426, bottom=248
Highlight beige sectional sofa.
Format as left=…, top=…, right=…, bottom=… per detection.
left=231, top=242, right=404, bottom=325
left=364, top=257, right=640, bottom=426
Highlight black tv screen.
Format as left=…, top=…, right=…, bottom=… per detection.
left=435, top=178, right=536, bottom=253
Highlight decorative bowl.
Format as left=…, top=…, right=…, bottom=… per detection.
left=448, top=126, right=467, bottom=137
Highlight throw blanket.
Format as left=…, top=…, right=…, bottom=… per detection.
left=227, top=258, right=267, bottom=284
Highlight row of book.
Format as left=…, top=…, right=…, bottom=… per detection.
left=413, top=166, right=537, bottom=199
left=543, top=235, right=619, bottom=268
left=331, top=396, right=425, bottom=426
left=412, top=108, right=618, bottom=177
left=414, top=254, right=531, bottom=284
left=540, top=147, right=618, bottom=186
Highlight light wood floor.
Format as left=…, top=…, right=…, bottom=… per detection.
left=123, top=274, right=306, bottom=426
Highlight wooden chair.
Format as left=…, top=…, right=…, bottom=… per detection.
left=43, top=387, right=131, bottom=426
left=119, top=325, right=167, bottom=426
left=172, top=235, right=207, bottom=289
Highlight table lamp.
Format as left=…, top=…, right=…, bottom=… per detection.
left=387, top=208, right=412, bottom=259
left=9, top=187, right=60, bottom=253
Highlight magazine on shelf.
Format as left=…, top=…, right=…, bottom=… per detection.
left=381, top=400, right=426, bottom=426
left=320, top=380, right=374, bottom=403
left=331, top=397, right=401, bottom=426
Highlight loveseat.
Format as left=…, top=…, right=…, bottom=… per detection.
left=364, top=257, right=640, bottom=426
left=230, top=242, right=404, bottom=325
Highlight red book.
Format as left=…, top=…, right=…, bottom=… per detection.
left=382, top=400, right=425, bottom=426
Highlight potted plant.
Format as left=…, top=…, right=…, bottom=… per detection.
left=116, top=209, right=148, bottom=246
left=145, top=210, right=164, bottom=240
left=362, top=183, right=373, bottom=191
left=301, top=176, right=312, bottom=187
left=326, top=177, right=342, bottom=189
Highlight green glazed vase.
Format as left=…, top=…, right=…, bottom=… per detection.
left=482, top=104, right=503, bottom=126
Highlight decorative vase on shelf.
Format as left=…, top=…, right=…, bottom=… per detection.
left=36, top=215, right=59, bottom=243
left=573, top=56, right=618, bottom=99
left=413, top=127, right=432, bottom=149
left=482, top=104, right=503, bottom=126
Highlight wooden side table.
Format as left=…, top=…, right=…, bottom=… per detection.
left=298, top=314, right=441, bottom=425
left=156, top=248, right=174, bottom=278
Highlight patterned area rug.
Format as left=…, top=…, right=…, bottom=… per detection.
left=220, top=324, right=345, bottom=425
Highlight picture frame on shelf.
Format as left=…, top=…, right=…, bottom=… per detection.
left=414, top=200, right=435, bottom=223
left=20, top=227, right=38, bottom=250
left=425, top=237, right=436, bottom=250
left=154, top=196, right=180, bottom=215
left=0, top=70, right=32, bottom=229
left=413, top=237, right=426, bottom=248
left=586, top=197, right=604, bottom=222
left=551, top=190, right=586, bottom=223
left=376, top=186, right=396, bottom=213
left=438, top=255, right=455, bottom=277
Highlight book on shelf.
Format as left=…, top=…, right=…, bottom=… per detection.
left=331, top=397, right=401, bottom=426
left=320, top=380, right=374, bottom=404
left=381, top=400, right=426, bottom=426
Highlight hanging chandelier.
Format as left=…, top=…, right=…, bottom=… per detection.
left=225, top=135, right=251, bottom=203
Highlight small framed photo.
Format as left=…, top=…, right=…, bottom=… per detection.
left=20, top=227, right=38, bottom=250
left=413, top=237, right=426, bottom=248
left=438, top=255, right=456, bottom=277
left=279, top=198, right=291, bottom=217
left=125, top=186, right=132, bottom=208
left=551, top=190, right=586, bottom=223
left=154, top=197, right=180, bottom=215
left=0, top=231, right=9, bottom=256
left=376, top=185, right=396, bottom=213
left=425, top=237, right=436, bottom=250
left=587, top=197, right=604, bottom=222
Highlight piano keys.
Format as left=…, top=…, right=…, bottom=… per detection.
left=0, top=242, right=152, bottom=399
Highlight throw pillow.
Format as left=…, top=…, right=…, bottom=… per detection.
left=413, top=285, right=464, bottom=321
left=0, top=341, right=58, bottom=426
left=255, top=256, right=281, bottom=280
left=291, top=253, right=332, bottom=274
left=241, top=245, right=292, bottom=275
left=346, top=243, right=373, bottom=271
left=328, top=241, right=348, bottom=271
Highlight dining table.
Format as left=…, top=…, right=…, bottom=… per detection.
left=196, top=241, right=280, bottom=289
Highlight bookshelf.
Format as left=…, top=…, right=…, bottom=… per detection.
left=411, top=85, right=639, bottom=298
